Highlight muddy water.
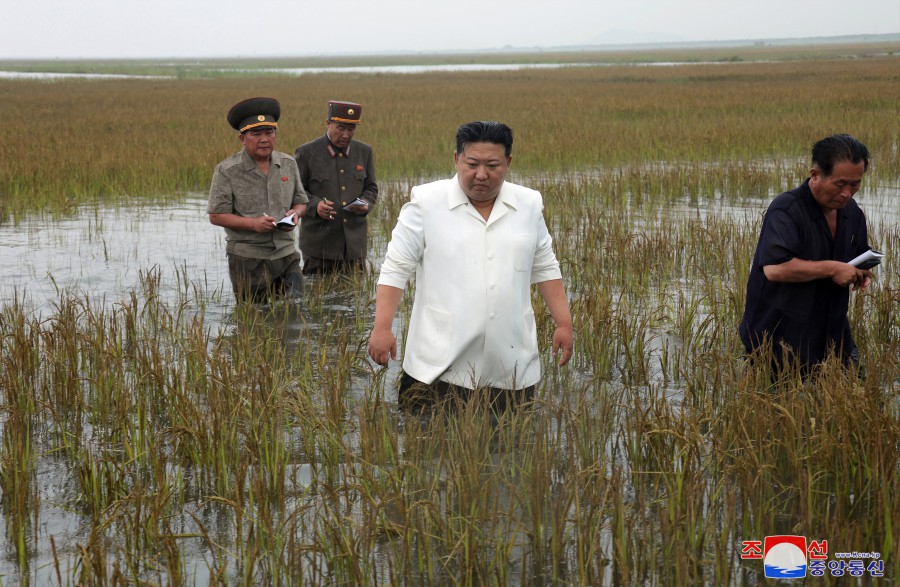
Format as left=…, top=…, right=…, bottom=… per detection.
left=1, top=198, right=229, bottom=315
left=0, top=181, right=896, bottom=584
left=2, top=183, right=896, bottom=317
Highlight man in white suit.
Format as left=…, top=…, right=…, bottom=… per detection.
left=368, top=121, right=574, bottom=408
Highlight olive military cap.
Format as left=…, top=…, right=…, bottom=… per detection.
left=227, top=97, right=281, bottom=133
left=327, top=101, right=362, bottom=125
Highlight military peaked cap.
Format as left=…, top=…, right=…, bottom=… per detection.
left=328, top=100, right=362, bottom=125
left=227, top=97, right=281, bottom=133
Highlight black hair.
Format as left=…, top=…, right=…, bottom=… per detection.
left=812, top=134, right=869, bottom=176
left=455, top=121, right=514, bottom=158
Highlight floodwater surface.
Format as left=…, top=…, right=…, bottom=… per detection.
left=0, top=177, right=896, bottom=584
left=2, top=182, right=896, bottom=318
left=0, top=60, right=765, bottom=80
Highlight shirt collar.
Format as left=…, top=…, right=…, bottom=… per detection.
left=325, top=135, right=351, bottom=158
left=448, top=174, right=518, bottom=210
left=497, top=182, right=518, bottom=209
left=449, top=175, right=469, bottom=209
left=240, top=148, right=277, bottom=170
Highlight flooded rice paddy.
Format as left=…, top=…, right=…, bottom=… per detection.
left=3, top=179, right=896, bottom=320
left=0, top=172, right=897, bottom=585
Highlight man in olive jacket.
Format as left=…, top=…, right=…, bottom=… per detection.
left=208, top=97, right=308, bottom=302
left=295, top=101, right=378, bottom=274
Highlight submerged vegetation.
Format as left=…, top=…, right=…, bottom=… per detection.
left=0, top=46, right=898, bottom=584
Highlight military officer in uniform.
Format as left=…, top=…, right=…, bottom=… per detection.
left=294, top=101, right=378, bottom=274
left=208, top=97, right=308, bottom=302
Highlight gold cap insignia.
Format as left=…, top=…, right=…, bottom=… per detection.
left=257, top=115, right=265, bottom=121
left=348, top=108, right=355, bottom=115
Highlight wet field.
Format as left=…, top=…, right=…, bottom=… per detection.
left=1, top=171, right=897, bottom=584
left=1, top=50, right=898, bottom=583
left=4, top=172, right=897, bottom=315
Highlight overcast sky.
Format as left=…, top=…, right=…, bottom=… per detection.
left=3, top=0, right=899, bottom=59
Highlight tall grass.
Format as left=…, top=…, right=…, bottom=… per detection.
left=1, top=54, right=897, bottom=221
left=1, top=174, right=897, bottom=583
left=0, top=51, right=898, bottom=584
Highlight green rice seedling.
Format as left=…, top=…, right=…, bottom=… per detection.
left=0, top=411, right=35, bottom=573
left=0, top=299, right=41, bottom=572
left=73, top=448, right=127, bottom=519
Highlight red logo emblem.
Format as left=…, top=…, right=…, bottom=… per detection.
left=282, top=176, right=289, bottom=181
left=356, top=165, right=363, bottom=171
left=764, top=536, right=807, bottom=578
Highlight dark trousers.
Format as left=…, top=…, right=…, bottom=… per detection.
left=398, top=371, right=535, bottom=414
left=746, top=345, right=863, bottom=387
left=302, top=256, right=366, bottom=275
left=228, top=251, right=302, bottom=303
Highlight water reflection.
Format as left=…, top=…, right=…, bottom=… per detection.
left=0, top=178, right=896, bottom=583
left=0, top=59, right=776, bottom=81
left=1, top=181, right=896, bottom=324
left=1, top=199, right=228, bottom=324
left=245, top=63, right=598, bottom=76
left=0, top=70, right=173, bottom=80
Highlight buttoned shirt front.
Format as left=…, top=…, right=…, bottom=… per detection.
left=208, top=149, right=308, bottom=259
left=378, top=176, right=562, bottom=390
left=295, top=135, right=378, bottom=260
left=739, top=179, right=870, bottom=366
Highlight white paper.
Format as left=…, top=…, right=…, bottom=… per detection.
left=342, top=198, right=367, bottom=211
left=275, top=213, right=296, bottom=227
left=848, top=249, right=884, bottom=268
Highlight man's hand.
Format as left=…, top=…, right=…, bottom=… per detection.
left=551, top=325, right=574, bottom=366
left=317, top=199, right=336, bottom=220
left=368, top=327, right=397, bottom=366
left=250, top=215, right=277, bottom=232
left=851, top=270, right=873, bottom=291
left=537, top=279, right=574, bottom=367
left=369, top=285, right=404, bottom=366
left=831, top=263, right=873, bottom=290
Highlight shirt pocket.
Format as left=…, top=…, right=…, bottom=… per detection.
left=521, top=306, right=538, bottom=358
left=269, top=177, right=289, bottom=206
left=839, top=232, right=864, bottom=263
left=511, top=234, right=536, bottom=272
left=233, top=191, right=261, bottom=216
left=309, top=176, right=330, bottom=195
left=410, top=305, right=453, bottom=367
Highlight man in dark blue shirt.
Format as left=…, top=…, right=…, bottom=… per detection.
left=740, top=134, right=875, bottom=373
